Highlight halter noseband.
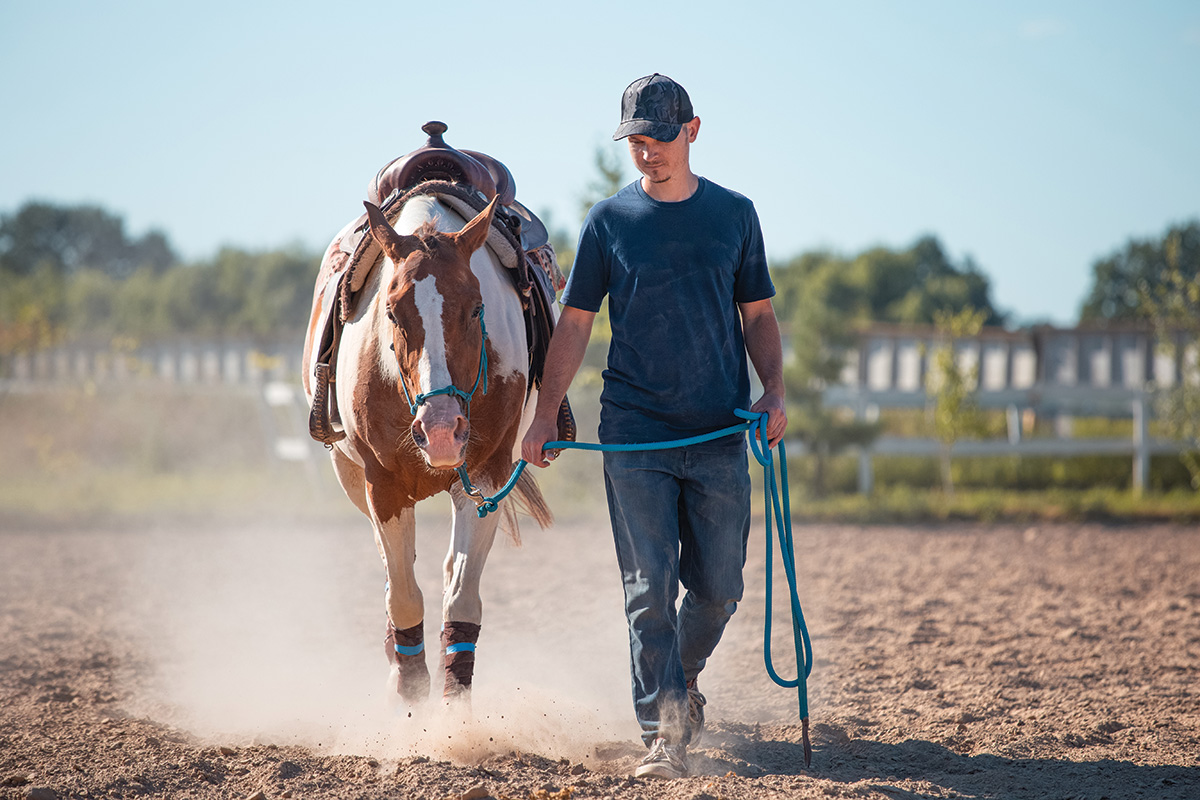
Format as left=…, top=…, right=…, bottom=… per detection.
left=396, top=304, right=489, bottom=418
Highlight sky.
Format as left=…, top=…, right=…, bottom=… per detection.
left=2, top=1, right=1197, bottom=325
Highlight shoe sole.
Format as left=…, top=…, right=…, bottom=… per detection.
left=635, top=763, right=686, bottom=780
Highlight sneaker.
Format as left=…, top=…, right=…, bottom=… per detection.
left=635, top=737, right=688, bottom=779
left=685, top=679, right=707, bottom=746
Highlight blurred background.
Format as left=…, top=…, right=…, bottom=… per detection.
left=2, top=1, right=1199, bottom=525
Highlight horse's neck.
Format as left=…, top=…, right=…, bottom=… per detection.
left=466, top=240, right=527, bottom=385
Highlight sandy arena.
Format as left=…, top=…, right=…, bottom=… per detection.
left=1, top=517, right=1198, bottom=799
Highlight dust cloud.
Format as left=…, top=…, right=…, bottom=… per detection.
left=120, top=514, right=641, bottom=764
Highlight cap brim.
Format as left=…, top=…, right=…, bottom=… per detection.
left=612, top=119, right=683, bottom=142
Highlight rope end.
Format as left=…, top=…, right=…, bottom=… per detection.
left=802, top=717, right=812, bottom=767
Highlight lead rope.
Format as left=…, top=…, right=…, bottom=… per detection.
left=462, top=408, right=813, bottom=765
left=735, top=408, right=814, bottom=766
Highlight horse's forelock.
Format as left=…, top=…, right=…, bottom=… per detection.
left=412, top=221, right=442, bottom=249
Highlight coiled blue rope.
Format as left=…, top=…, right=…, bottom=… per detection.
left=461, top=409, right=813, bottom=758
left=734, top=410, right=814, bottom=764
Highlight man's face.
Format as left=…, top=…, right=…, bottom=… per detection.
left=626, top=118, right=699, bottom=185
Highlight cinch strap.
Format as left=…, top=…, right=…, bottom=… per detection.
left=445, top=642, right=476, bottom=655
left=394, top=642, right=425, bottom=656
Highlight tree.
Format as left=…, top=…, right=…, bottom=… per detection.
left=925, top=307, right=988, bottom=495
left=772, top=235, right=1005, bottom=327
left=783, top=280, right=881, bottom=496
left=0, top=201, right=177, bottom=279
left=773, top=238, right=1002, bottom=495
left=1080, top=220, right=1200, bottom=322
left=1139, top=252, right=1200, bottom=489
left=1078, top=220, right=1200, bottom=488
left=579, top=144, right=626, bottom=219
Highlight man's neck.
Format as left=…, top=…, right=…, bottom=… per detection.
left=641, top=172, right=700, bottom=203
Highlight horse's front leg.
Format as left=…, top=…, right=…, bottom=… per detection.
left=368, top=503, right=431, bottom=705
left=441, top=486, right=501, bottom=700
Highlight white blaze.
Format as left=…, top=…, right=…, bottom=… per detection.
left=412, top=274, right=450, bottom=394
left=392, top=194, right=527, bottom=385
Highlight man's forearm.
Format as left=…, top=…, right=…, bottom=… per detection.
left=534, top=306, right=597, bottom=419
left=741, top=299, right=785, bottom=397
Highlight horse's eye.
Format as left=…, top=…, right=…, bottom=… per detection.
left=472, top=304, right=483, bottom=319
left=386, top=309, right=396, bottom=324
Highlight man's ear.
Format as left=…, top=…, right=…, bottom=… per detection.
left=687, top=116, right=701, bottom=143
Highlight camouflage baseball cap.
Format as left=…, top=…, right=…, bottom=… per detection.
left=612, top=73, right=694, bottom=142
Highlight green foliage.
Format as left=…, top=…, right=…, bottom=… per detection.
left=792, top=483, right=1200, bottom=525
left=1080, top=219, right=1200, bottom=321
left=783, top=274, right=880, bottom=495
left=771, top=235, right=1005, bottom=327
left=925, top=307, right=988, bottom=494
left=0, top=201, right=176, bottom=278
left=580, top=144, right=626, bottom=220
left=176, top=247, right=317, bottom=338
left=0, top=244, right=318, bottom=351
left=0, top=200, right=320, bottom=352
left=0, top=263, right=67, bottom=352
left=772, top=237, right=1001, bottom=495
left=1138, top=248, right=1200, bottom=489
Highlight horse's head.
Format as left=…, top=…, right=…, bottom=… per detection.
left=365, top=197, right=498, bottom=469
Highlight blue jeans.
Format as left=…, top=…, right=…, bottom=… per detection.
left=602, top=442, right=751, bottom=746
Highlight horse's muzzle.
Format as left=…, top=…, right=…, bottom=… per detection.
left=411, top=397, right=469, bottom=468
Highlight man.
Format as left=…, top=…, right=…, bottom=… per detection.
left=521, top=73, right=787, bottom=780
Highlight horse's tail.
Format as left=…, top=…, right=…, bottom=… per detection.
left=500, top=470, right=553, bottom=543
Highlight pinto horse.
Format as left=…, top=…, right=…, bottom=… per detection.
left=302, top=193, right=551, bottom=704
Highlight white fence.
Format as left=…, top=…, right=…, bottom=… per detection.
left=1, top=339, right=302, bottom=386
left=827, top=323, right=1197, bottom=493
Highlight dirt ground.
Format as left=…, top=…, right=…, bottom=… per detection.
left=1, top=516, right=1198, bottom=800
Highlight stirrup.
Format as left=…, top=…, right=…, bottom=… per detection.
left=309, top=362, right=345, bottom=444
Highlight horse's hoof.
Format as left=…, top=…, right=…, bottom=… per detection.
left=385, top=620, right=430, bottom=703
left=397, top=662, right=431, bottom=703
left=386, top=665, right=431, bottom=711
left=442, top=684, right=473, bottom=716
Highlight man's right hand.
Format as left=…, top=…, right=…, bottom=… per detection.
left=521, top=415, right=561, bottom=467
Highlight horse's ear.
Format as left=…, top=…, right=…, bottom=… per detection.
left=453, top=195, right=498, bottom=256
left=364, top=202, right=418, bottom=262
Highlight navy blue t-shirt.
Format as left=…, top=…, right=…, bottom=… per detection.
left=562, top=177, right=774, bottom=445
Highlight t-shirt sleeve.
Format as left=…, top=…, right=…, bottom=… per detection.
left=560, top=211, right=609, bottom=313
left=733, top=201, right=775, bottom=303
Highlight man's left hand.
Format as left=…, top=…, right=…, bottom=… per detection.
left=750, top=392, right=787, bottom=449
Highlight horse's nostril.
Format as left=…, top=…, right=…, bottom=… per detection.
left=411, top=420, right=428, bottom=447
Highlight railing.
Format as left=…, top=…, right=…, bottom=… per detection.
left=826, top=323, right=1198, bottom=494
left=0, top=339, right=302, bottom=386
